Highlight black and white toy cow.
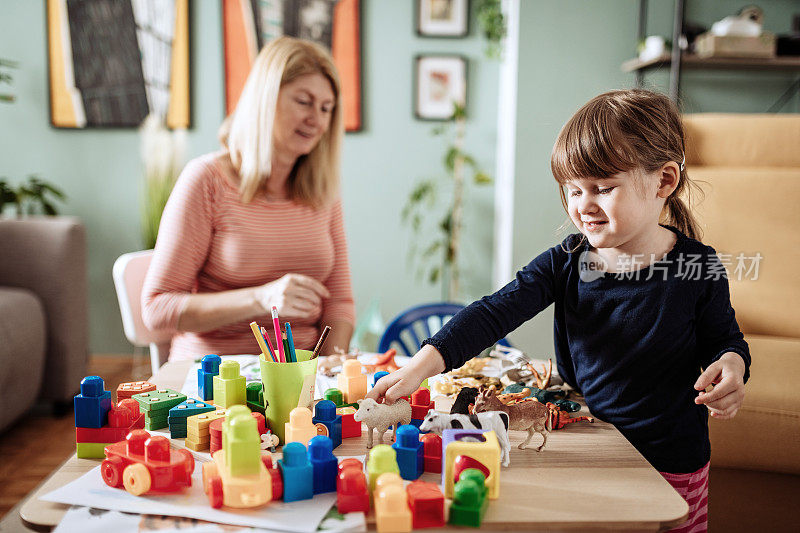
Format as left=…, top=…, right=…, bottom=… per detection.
left=419, top=409, right=512, bottom=467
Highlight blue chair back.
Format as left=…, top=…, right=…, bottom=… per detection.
left=378, top=302, right=510, bottom=357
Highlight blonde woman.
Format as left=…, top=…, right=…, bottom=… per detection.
left=143, top=37, right=354, bottom=360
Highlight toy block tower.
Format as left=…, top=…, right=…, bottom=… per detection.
left=168, top=398, right=216, bottom=438
left=448, top=469, right=489, bottom=528
left=74, top=376, right=112, bottom=428
left=366, top=444, right=400, bottom=494
left=132, top=389, right=187, bottom=430
left=308, top=435, right=338, bottom=494
left=374, top=472, right=412, bottom=532
left=213, top=360, right=246, bottom=408
left=198, top=354, right=221, bottom=401
left=392, top=424, right=424, bottom=480
left=185, top=409, right=226, bottom=451
left=223, top=405, right=262, bottom=477
left=312, top=400, right=342, bottom=449
left=278, top=442, right=314, bottom=502
left=337, top=360, right=367, bottom=404
left=337, top=458, right=369, bottom=514
left=75, top=398, right=145, bottom=458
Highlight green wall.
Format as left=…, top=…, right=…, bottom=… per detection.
left=0, top=0, right=498, bottom=353
left=507, top=0, right=799, bottom=355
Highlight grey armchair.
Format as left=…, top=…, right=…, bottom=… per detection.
left=0, top=217, right=88, bottom=432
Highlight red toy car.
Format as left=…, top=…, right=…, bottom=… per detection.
left=101, top=429, right=194, bottom=495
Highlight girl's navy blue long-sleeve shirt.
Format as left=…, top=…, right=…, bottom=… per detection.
left=424, top=226, right=750, bottom=474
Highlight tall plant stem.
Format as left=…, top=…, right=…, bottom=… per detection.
left=449, top=114, right=466, bottom=301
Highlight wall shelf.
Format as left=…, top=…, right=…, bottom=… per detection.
left=622, top=53, right=800, bottom=73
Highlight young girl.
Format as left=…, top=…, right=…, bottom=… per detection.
left=368, top=89, right=749, bottom=532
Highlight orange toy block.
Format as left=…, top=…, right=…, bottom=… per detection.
left=284, top=407, right=322, bottom=446
left=374, top=472, right=412, bottom=533
left=116, top=381, right=156, bottom=401
left=337, top=360, right=367, bottom=404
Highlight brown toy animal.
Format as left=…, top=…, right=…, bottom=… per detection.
left=473, top=387, right=551, bottom=451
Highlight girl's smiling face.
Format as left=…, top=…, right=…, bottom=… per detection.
left=565, top=168, right=667, bottom=255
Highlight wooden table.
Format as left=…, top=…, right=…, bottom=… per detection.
left=17, top=360, right=688, bottom=531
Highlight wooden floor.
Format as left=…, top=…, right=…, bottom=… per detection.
left=0, top=354, right=141, bottom=520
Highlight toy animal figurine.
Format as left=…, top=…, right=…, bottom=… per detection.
left=474, top=387, right=551, bottom=452
left=492, top=345, right=553, bottom=389
left=450, top=387, right=479, bottom=415
left=317, top=347, right=361, bottom=377
left=546, top=403, right=594, bottom=430
left=362, top=348, right=401, bottom=373
left=419, top=409, right=511, bottom=467
left=353, top=398, right=411, bottom=449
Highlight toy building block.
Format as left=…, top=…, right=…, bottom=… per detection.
left=278, top=442, right=314, bottom=502
left=324, top=387, right=345, bottom=407
left=448, top=468, right=489, bottom=528
left=337, top=360, right=367, bottom=404
left=261, top=452, right=283, bottom=501
left=168, top=399, right=216, bottom=439
left=212, top=360, right=246, bottom=408
left=312, top=400, right=342, bottom=449
left=337, top=406, right=361, bottom=439
left=101, top=430, right=194, bottom=495
left=185, top=409, right=226, bottom=451
left=285, top=407, right=320, bottom=446
left=116, top=381, right=156, bottom=401
left=308, top=435, right=338, bottom=494
left=76, top=399, right=146, bottom=457
left=420, top=433, right=442, bottom=473
left=337, top=458, right=369, bottom=514
left=410, top=388, right=435, bottom=421
left=371, top=371, right=389, bottom=388
left=442, top=429, right=501, bottom=500
left=374, top=472, right=412, bottom=533
left=366, top=444, right=400, bottom=494
left=197, top=354, right=222, bottom=401
left=202, top=407, right=273, bottom=509
left=208, top=410, right=265, bottom=454
left=74, top=376, right=113, bottom=429
left=406, top=480, right=445, bottom=529
left=392, top=425, right=424, bottom=481
left=133, top=389, right=187, bottom=430
left=246, top=381, right=266, bottom=414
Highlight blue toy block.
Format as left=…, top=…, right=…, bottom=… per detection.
left=392, top=424, right=424, bottom=481
left=168, top=398, right=216, bottom=420
left=308, top=435, right=338, bottom=494
left=371, top=371, right=389, bottom=388
left=74, top=376, right=112, bottom=429
left=198, top=354, right=221, bottom=401
left=409, top=418, right=423, bottom=429
left=278, top=442, right=314, bottom=502
left=312, top=400, right=342, bottom=449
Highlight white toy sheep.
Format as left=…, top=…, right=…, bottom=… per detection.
left=353, top=398, right=412, bottom=448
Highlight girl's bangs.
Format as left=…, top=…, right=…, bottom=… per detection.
left=551, top=104, right=636, bottom=185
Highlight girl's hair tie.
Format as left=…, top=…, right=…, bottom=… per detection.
left=680, top=153, right=686, bottom=172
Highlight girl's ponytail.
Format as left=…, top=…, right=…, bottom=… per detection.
left=663, top=167, right=703, bottom=241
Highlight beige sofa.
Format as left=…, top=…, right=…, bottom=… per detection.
left=0, top=217, right=89, bottom=431
left=684, top=114, right=800, bottom=531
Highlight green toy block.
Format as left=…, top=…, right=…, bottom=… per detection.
left=366, top=444, right=400, bottom=494
left=448, top=469, right=489, bottom=528
left=223, top=405, right=261, bottom=477
left=213, top=360, right=246, bottom=408
left=324, top=388, right=344, bottom=407
left=168, top=398, right=216, bottom=420
left=132, top=389, right=187, bottom=412
left=246, top=382, right=266, bottom=414
left=76, top=442, right=110, bottom=459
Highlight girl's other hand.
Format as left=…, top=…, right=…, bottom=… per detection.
left=254, top=273, right=330, bottom=320
left=367, top=345, right=446, bottom=404
left=694, top=352, right=746, bottom=420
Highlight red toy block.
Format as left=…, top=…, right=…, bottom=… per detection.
left=407, top=480, right=445, bottom=529
left=420, top=433, right=442, bottom=473
left=101, top=429, right=194, bottom=495
left=337, top=458, right=369, bottom=514
left=337, top=406, right=361, bottom=439
left=410, top=389, right=435, bottom=420
left=209, top=412, right=265, bottom=454
left=76, top=400, right=145, bottom=443
left=116, top=381, right=156, bottom=401
left=453, top=455, right=490, bottom=483
left=261, top=454, right=284, bottom=501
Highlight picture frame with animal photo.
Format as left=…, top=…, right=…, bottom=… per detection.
left=416, top=0, right=469, bottom=37
left=414, top=54, right=467, bottom=121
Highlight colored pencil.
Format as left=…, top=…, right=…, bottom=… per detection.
left=271, top=306, right=285, bottom=363
left=282, top=332, right=291, bottom=363
left=285, top=322, right=298, bottom=363
left=260, top=326, right=277, bottom=362
left=311, top=325, right=331, bottom=359
left=249, top=322, right=275, bottom=362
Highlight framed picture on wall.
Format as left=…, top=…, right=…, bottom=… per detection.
left=414, top=55, right=467, bottom=120
left=416, top=0, right=469, bottom=37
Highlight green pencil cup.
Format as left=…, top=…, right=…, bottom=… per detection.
left=259, top=349, right=317, bottom=444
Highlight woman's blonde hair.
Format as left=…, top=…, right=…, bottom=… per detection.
left=550, top=89, right=702, bottom=240
left=219, top=36, right=343, bottom=206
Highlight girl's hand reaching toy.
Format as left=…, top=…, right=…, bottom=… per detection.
left=694, top=352, right=746, bottom=420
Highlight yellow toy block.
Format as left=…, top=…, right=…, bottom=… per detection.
left=337, top=360, right=367, bottom=404
left=375, top=473, right=412, bottom=533
left=213, top=360, right=246, bottom=408
left=444, top=430, right=501, bottom=500
left=186, top=409, right=226, bottom=450
left=284, top=407, right=318, bottom=445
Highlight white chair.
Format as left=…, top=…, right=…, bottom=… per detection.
left=113, top=250, right=172, bottom=374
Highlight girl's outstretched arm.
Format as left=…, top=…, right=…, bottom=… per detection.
left=366, top=345, right=445, bottom=404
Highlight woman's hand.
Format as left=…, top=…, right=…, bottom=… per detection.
left=694, top=352, right=746, bottom=420
left=367, top=345, right=446, bottom=404
left=254, top=274, right=330, bottom=320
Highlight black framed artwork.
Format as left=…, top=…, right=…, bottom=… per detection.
left=416, top=0, right=469, bottom=37
left=414, top=55, right=467, bottom=121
